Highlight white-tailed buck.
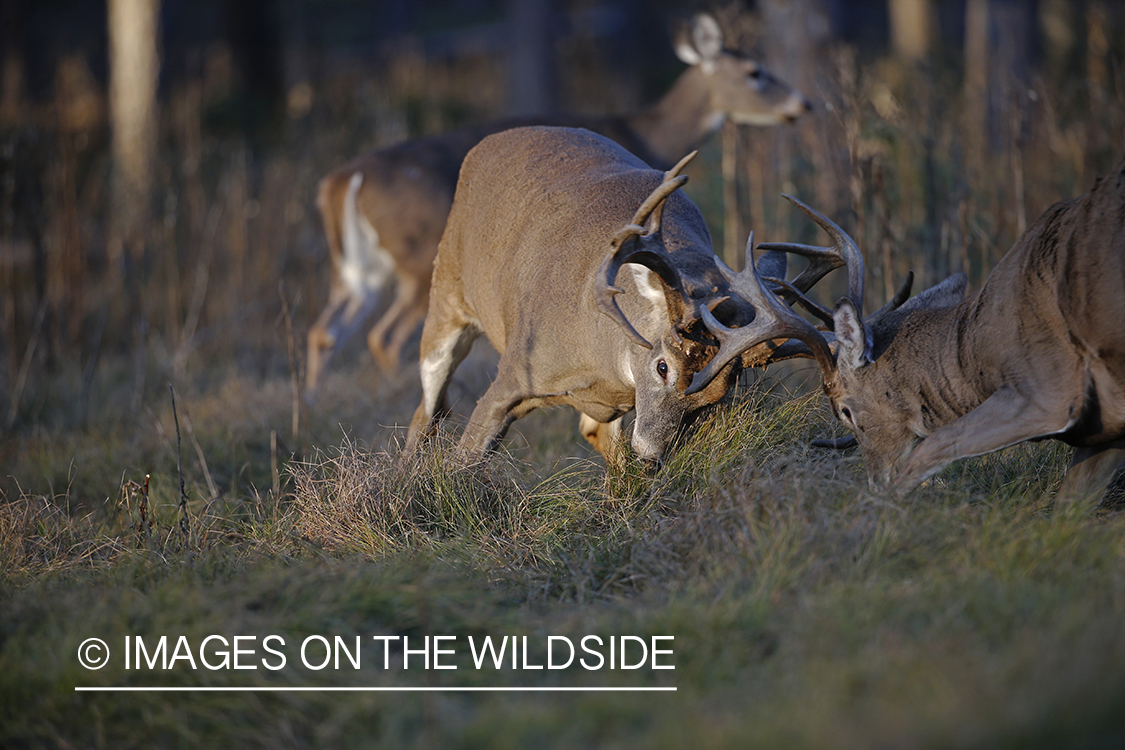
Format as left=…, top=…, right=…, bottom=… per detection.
left=404, top=126, right=854, bottom=465
left=727, top=159, right=1125, bottom=503
left=306, top=12, right=811, bottom=393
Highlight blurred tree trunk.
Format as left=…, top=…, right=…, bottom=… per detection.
left=1083, top=0, right=1115, bottom=178
left=0, top=0, right=26, bottom=126
left=964, top=0, right=1039, bottom=267
left=1085, top=0, right=1110, bottom=90
left=889, top=0, right=935, bottom=62
left=964, top=0, right=1039, bottom=162
left=108, top=0, right=161, bottom=272
left=1039, top=0, right=1081, bottom=74
left=755, top=0, right=834, bottom=266
left=507, top=0, right=557, bottom=116
left=224, top=0, right=285, bottom=137
left=963, top=0, right=988, bottom=168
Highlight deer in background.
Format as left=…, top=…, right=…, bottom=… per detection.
left=306, top=12, right=812, bottom=395
left=404, top=127, right=854, bottom=465
left=722, top=159, right=1125, bottom=504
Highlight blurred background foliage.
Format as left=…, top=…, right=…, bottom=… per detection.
left=0, top=0, right=1123, bottom=438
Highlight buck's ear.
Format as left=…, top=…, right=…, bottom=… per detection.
left=833, top=298, right=872, bottom=371
left=899, top=272, right=968, bottom=313
left=675, top=13, right=723, bottom=66
left=755, top=248, right=788, bottom=282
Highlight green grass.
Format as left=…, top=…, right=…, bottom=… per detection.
left=2, top=360, right=1124, bottom=749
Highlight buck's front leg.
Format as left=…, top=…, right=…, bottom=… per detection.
left=405, top=314, right=479, bottom=452
left=457, top=360, right=554, bottom=457
left=894, top=386, right=1074, bottom=492
left=1056, top=441, right=1125, bottom=505
left=578, top=413, right=626, bottom=464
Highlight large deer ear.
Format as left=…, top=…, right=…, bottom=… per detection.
left=675, top=13, right=723, bottom=67
left=833, top=298, right=872, bottom=371
left=755, top=248, right=788, bottom=282
left=897, top=272, right=968, bottom=313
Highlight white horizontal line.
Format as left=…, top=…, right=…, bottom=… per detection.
left=75, top=686, right=676, bottom=693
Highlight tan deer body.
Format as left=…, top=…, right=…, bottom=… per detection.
left=755, top=161, right=1125, bottom=502
left=404, top=126, right=843, bottom=464
left=306, top=13, right=811, bottom=393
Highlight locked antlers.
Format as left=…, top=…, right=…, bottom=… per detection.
left=595, top=171, right=871, bottom=396
left=685, top=231, right=837, bottom=394
left=685, top=195, right=867, bottom=394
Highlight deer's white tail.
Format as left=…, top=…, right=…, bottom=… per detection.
left=341, top=172, right=393, bottom=298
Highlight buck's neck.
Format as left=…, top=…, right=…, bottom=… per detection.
left=621, top=66, right=723, bottom=169
left=884, top=300, right=997, bottom=432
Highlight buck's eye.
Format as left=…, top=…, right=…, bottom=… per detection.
left=841, top=406, right=853, bottom=423
left=748, top=68, right=762, bottom=80
left=657, top=359, right=669, bottom=381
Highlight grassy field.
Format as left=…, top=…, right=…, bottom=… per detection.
left=4, top=8, right=1125, bottom=748
left=2, top=363, right=1125, bottom=748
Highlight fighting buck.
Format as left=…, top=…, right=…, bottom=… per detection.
left=404, top=126, right=855, bottom=464
left=712, top=159, right=1125, bottom=503
left=306, top=12, right=812, bottom=393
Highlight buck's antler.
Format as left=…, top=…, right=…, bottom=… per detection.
left=594, top=152, right=697, bottom=349
left=718, top=194, right=873, bottom=373
left=756, top=193, right=866, bottom=317
left=686, top=232, right=836, bottom=394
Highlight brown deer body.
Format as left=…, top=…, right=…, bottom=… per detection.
left=404, top=126, right=844, bottom=465
left=752, top=161, right=1125, bottom=502
left=306, top=13, right=811, bottom=393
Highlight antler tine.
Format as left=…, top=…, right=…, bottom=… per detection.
left=741, top=334, right=837, bottom=369
left=756, top=193, right=865, bottom=314
left=888, top=270, right=914, bottom=308
left=631, top=174, right=688, bottom=232
left=687, top=233, right=835, bottom=395
left=666, top=150, right=698, bottom=181
left=712, top=235, right=829, bottom=323
left=711, top=229, right=753, bottom=285
left=594, top=157, right=697, bottom=349
left=762, top=276, right=835, bottom=326
left=754, top=241, right=843, bottom=291
left=631, top=150, right=696, bottom=232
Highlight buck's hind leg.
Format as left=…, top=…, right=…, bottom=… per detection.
left=579, top=413, right=625, bottom=464
left=1057, top=441, right=1125, bottom=506
left=406, top=311, right=479, bottom=451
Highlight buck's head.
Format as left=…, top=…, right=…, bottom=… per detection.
left=625, top=289, right=745, bottom=465
left=674, top=12, right=812, bottom=126
left=596, top=162, right=848, bottom=465
left=825, top=274, right=969, bottom=486
left=821, top=297, right=926, bottom=485
left=749, top=198, right=971, bottom=486
left=593, top=152, right=749, bottom=464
